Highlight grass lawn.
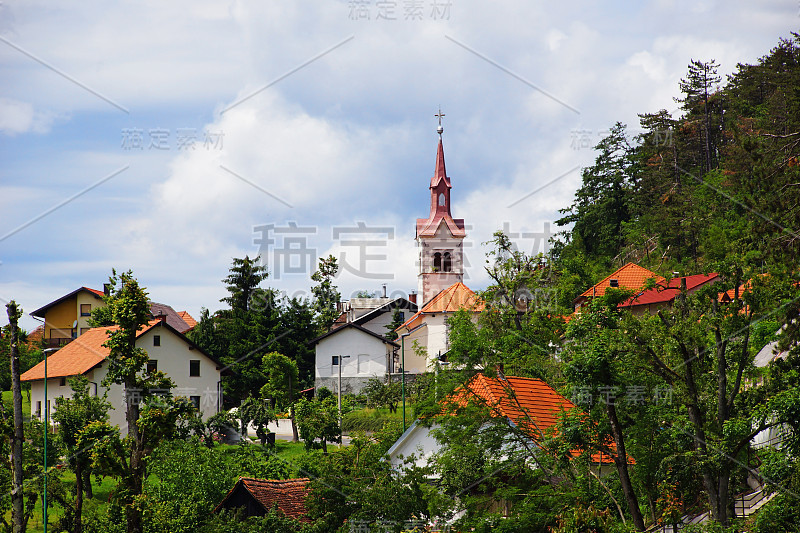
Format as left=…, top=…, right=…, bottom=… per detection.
left=2, top=389, right=32, bottom=418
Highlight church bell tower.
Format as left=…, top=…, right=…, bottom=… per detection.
left=416, top=110, right=466, bottom=304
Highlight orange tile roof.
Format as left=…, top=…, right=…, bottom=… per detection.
left=576, top=263, right=662, bottom=303
left=449, top=374, right=618, bottom=464
left=397, top=282, right=483, bottom=331
left=619, top=273, right=719, bottom=307
left=214, top=478, right=310, bottom=521
left=20, top=320, right=161, bottom=381
left=177, top=311, right=197, bottom=329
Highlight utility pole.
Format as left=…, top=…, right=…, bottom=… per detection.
left=41, top=347, right=58, bottom=533
left=7, top=302, right=24, bottom=533
left=400, top=333, right=410, bottom=431
left=337, top=355, right=351, bottom=446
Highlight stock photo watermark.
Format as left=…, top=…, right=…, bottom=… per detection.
left=570, top=127, right=674, bottom=151
left=348, top=518, right=441, bottom=532
left=347, top=0, right=452, bottom=21
left=120, top=127, right=224, bottom=151
left=571, top=385, right=674, bottom=407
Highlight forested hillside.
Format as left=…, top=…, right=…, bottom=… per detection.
left=554, top=33, right=800, bottom=288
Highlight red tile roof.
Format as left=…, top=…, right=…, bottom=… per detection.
left=575, top=263, right=662, bottom=304
left=177, top=311, right=197, bottom=329
left=20, top=321, right=163, bottom=381
left=214, top=478, right=310, bottom=521
left=619, top=273, right=719, bottom=307
left=450, top=374, right=618, bottom=464
left=397, top=282, right=483, bottom=331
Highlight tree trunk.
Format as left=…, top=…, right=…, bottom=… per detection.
left=74, top=460, right=84, bottom=533
left=607, top=402, right=646, bottom=531
left=289, top=377, right=298, bottom=442
left=83, top=469, right=93, bottom=499
left=125, top=379, right=144, bottom=533
left=7, top=302, right=24, bottom=533
left=290, top=408, right=299, bottom=442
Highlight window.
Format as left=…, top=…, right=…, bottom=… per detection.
left=80, top=304, right=91, bottom=317
left=59, top=377, right=67, bottom=387
left=147, top=360, right=158, bottom=374
left=36, top=401, right=41, bottom=417
left=332, top=355, right=339, bottom=366
left=433, top=252, right=442, bottom=271
left=443, top=252, right=452, bottom=272
left=153, top=335, right=161, bottom=347
left=438, top=193, right=446, bottom=206
left=189, top=396, right=201, bottom=410
left=189, top=360, right=200, bottom=377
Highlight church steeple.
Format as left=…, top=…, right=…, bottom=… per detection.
left=429, top=137, right=452, bottom=219
left=415, top=109, right=467, bottom=305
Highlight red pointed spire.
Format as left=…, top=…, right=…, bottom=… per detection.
left=431, top=138, right=450, bottom=188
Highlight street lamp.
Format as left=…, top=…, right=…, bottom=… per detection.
left=400, top=333, right=410, bottom=431
left=337, top=355, right=351, bottom=447
left=41, top=347, right=59, bottom=533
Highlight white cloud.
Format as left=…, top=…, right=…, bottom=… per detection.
left=0, top=98, right=58, bottom=135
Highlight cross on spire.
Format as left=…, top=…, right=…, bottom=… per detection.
left=435, top=107, right=445, bottom=137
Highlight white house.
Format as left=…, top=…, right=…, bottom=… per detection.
left=311, top=323, right=399, bottom=395
left=394, top=282, right=483, bottom=373
left=21, top=318, right=227, bottom=434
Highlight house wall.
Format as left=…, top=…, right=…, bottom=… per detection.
left=28, top=325, right=222, bottom=435
left=44, top=298, right=77, bottom=339
left=75, top=292, right=103, bottom=335
left=359, top=308, right=415, bottom=337
left=388, top=422, right=442, bottom=470
left=43, top=292, right=105, bottom=339
left=314, top=327, right=391, bottom=394
left=400, top=313, right=476, bottom=372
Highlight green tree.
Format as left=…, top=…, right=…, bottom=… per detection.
left=385, top=307, right=404, bottom=341
left=562, top=291, right=647, bottom=531
left=294, top=396, right=340, bottom=454
left=220, top=255, right=269, bottom=313
left=311, top=255, right=341, bottom=332
left=238, top=396, right=277, bottom=446
left=556, top=123, right=634, bottom=260
left=259, top=352, right=300, bottom=441
left=92, top=270, right=187, bottom=533
left=52, top=376, right=111, bottom=533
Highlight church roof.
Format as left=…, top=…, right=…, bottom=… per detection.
left=397, top=282, right=483, bottom=331
left=416, top=215, right=466, bottom=238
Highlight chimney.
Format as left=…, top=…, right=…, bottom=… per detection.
left=609, top=279, right=619, bottom=288
left=103, top=283, right=112, bottom=296
left=157, top=312, right=168, bottom=324
left=382, top=284, right=387, bottom=298
left=408, top=291, right=417, bottom=305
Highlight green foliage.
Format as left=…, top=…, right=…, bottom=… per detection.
left=294, top=395, right=340, bottom=453
left=143, top=438, right=279, bottom=532
left=362, top=377, right=401, bottom=413
left=220, top=255, right=269, bottom=313
left=238, top=396, right=278, bottom=446
left=311, top=254, right=341, bottom=332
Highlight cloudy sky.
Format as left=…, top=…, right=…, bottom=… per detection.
left=0, top=0, right=795, bottom=331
